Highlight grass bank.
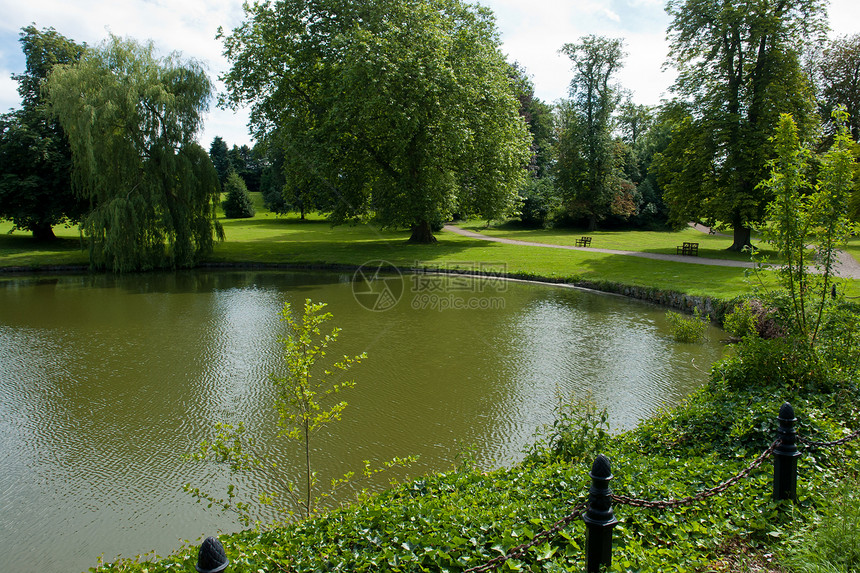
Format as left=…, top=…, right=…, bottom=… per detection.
left=0, top=206, right=799, bottom=300
left=4, top=206, right=860, bottom=301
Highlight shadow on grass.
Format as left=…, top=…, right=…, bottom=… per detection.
left=0, top=233, right=84, bottom=256
left=635, top=246, right=765, bottom=263
left=211, top=235, right=497, bottom=269
left=220, top=216, right=335, bottom=229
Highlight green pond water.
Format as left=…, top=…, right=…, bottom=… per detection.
left=0, top=269, right=727, bottom=573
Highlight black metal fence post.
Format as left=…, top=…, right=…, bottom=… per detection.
left=196, top=535, right=229, bottom=573
left=584, top=454, right=618, bottom=573
left=773, top=402, right=800, bottom=502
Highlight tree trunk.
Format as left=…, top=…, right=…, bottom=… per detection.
left=32, top=222, right=56, bottom=241
left=728, top=213, right=752, bottom=251
left=408, top=219, right=437, bottom=243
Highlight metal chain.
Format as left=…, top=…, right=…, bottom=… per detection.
left=464, top=501, right=588, bottom=573
left=462, top=428, right=860, bottom=572
left=464, top=441, right=776, bottom=572
left=799, top=427, right=860, bottom=448
left=612, top=440, right=780, bottom=510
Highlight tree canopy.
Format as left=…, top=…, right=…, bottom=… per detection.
left=46, top=36, right=222, bottom=271
left=815, top=34, right=860, bottom=141
left=0, top=25, right=88, bottom=240
left=509, top=63, right=555, bottom=180
left=509, top=64, right=557, bottom=227
left=556, top=35, right=629, bottom=229
left=209, top=136, right=231, bottom=186
left=222, top=171, right=256, bottom=219
left=656, top=0, right=826, bottom=250
left=219, top=0, right=531, bottom=242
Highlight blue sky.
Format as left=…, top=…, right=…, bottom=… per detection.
left=1, top=0, right=857, bottom=148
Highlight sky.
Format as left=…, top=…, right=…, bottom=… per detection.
left=1, top=0, right=858, bottom=149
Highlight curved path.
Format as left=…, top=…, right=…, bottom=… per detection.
left=443, top=225, right=860, bottom=279
left=443, top=225, right=756, bottom=268
left=686, top=222, right=860, bottom=279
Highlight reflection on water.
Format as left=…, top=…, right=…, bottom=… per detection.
left=0, top=271, right=726, bottom=573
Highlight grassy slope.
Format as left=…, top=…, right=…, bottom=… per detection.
left=87, top=350, right=859, bottom=573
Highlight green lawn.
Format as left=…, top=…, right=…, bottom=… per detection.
left=843, top=235, right=860, bottom=263
left=0, top=221, right=88, bottom=268
left=204, top=212, right=760, bottom=299
left=4, top=203, right=858, bottom=300
left=458, top=220, right=775, bottom=262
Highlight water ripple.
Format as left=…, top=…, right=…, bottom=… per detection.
left=0, top=272, right=726, bottom=573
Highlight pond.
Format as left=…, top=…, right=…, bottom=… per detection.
left=0, top=268, right=727, bottom=573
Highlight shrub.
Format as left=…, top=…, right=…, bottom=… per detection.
left=715, top=334, right=832, bottom=393
left=814, top=301, right=860, bottom=381
left=723, top=298, right=784, bottom=340
left=518, top=177, right=559, bottom=228
left=261, top=182, right=288, bottom=214
left=525, top=395, right=609, bottom=464
left=724, top=299, right=758, bottom=339
left=666, top=307, right=709, bottom=343
left=222, top=172, right=255, bottom=218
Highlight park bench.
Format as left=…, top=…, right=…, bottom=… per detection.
left=676, top=241, right=699, bottom=256
left=575, top=236, right=592, bottom=247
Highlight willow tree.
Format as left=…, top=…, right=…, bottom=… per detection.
left=219, top=0, right=531, bottom=242
left=656, top=0, right=825, bottom=251
left=46, top=36, right=222, bottom=271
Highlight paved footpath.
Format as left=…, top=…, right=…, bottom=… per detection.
left=443, top=225, right=860, bottom=279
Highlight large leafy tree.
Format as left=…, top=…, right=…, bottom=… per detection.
left=229, top=144, right=263, bottom=193
left=657, top=0, right=825, bottom=250
left=509, top=63, right=555, bottom=179
left=209, top=136, right=231, bottom=186
left=0, top=25, right=88, bottom=240
left=509, top=63, right=557, bottom=227
left=815, top=34, right=860, bottom=141
left=616, top=99, right=653, bottom=149
left=219, top=0, right=531, bottom=242
left=556, top=36, right=627, bottom=230
left=46, top=36, right=222, bottom=271
left=629, top=107, right=674, bottom=228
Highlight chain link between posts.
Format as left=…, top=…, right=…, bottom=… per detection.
left=612, top=440, right=780, bottom=510
left=461, top=418, right=860, bottom=572
left=464, top=440, right=781, bottom=571
left=463, top=501, right=588, bottom=573
left=799, top=427, right=860, bottom=448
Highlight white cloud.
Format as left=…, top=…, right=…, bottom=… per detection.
left=829, top=0, right=860, bottom=37
left=0, top=0, right=250, bottom=145
left=602, top=7, right=622, bottom=23
left=482, top=0, right=672, bottom=105
left=617, top=31, right=675, bottom=106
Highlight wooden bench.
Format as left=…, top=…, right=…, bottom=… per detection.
left=676, top=241, right=699, bottom=256
left=575, top=236, right=592, bottom=247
